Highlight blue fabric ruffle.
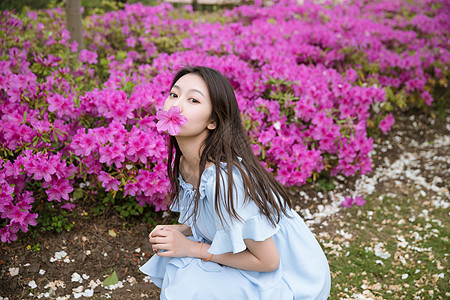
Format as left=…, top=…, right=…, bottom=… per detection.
left=209, top=214, right=279, bottom=255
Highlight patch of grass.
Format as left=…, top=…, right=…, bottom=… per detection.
left=320, top=192, right=449, bottom=299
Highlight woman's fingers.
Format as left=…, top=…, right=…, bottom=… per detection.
left=152, top=243, right=171, bottom=256
left=156, top=250, right=171, bottom=257
left=149, top=227, right=186, bottom=257
left=150, top=235, right=166, bottom=244
left=152, top=229, right=170, bottom=238
left=150, top=229, right=174, bottom=244
left=149, top=226, right=179, bottom=243
left=152, top=243, right=163, bottom=250
left=150, top=228, right=168, bottom=241
left=151, top=243, right=171, bottom=255
left=150, top=225, right=165, bottom=237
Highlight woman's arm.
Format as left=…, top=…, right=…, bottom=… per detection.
left=150, top=228, right=280, bottom=272
left=200, top=237, right=280, bottom=272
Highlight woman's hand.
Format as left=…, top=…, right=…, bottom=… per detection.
left=149, top=227, right=197, bottom=257
left=149, top=224, right=192, bottom=242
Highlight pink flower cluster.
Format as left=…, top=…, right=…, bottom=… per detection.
left=69, top=119, right=170, bottom=208
left=0, top=0, right=448, bottom=241
left=70, top=120, right=167, bottom=167
left=0, top=151, right=76, bottom=242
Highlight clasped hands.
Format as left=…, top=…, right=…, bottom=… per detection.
left=149, top=224, right=196, bottom=257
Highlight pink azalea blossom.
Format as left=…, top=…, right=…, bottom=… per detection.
left=78, top=132, right=99, bottom=157
left=46, top=94, right=74, bottom=118
left=27, top=11, right=37, bottom=21
left=341, top=195, right=366, bottom=208
left=156, top=106, right=187, bottom=136
left=99, top=143, right=126, bottom=168
left=29, top=157, right=57, bottom=182
left=151, top=196, right=167, bottom=212
left=43, top=178, right=73, bottom=202
left=98, top=171, right=120, bottom=192
left=17, top=192, right=34, bottom=211
left=354, top=195, right=366, bottom=207
left=0, top=226, right=17, bottom=243
left=7, top=207, right=29, bottom=227
left=341, top=197, right=354, bottom=208
left=379, top=113, right=395, bottom=134
left=124, top=182, right=139, bottom=197
left=125, top=36, right=136, bottom=48
left=79, top=49, right=98, bottom=64
left=61, top=203, right=76, bottom=210
left=17, top=212, right=38, bottom=232
left=69, top=40, right=78, bottom=52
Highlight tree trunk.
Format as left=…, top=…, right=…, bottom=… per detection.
left=65, top=0, right=84, bottom=51
left=192, top=0, right=199, bottom=11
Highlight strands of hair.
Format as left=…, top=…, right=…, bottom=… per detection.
left=166, top=66, right=292, bottom=227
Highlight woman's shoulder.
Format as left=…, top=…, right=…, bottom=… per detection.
left=199, top=160, right=247, bottom=197
left=205, top=159, right=245, bottom=182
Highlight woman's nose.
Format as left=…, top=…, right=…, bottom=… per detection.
left=172, top=98, right=182, bottom=111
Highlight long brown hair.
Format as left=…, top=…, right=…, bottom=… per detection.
left=166, top=66, right=291, bottom=227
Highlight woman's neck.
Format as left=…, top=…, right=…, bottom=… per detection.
left=176, top=135, right=205, bottom=177
left=176, top=133, right=214, bottom=187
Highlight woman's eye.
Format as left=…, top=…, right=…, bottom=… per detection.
left=188, top=98, right=200, bottom=103
left=169, top=92, right=177, bottom=98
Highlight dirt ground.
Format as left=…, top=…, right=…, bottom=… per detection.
left=1, top=108, right=448, bottom=300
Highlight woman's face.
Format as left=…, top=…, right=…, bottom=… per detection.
left=163, top=73, right=216, bottom=138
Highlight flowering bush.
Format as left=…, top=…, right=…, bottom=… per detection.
left=0, top=0, right=448, bottom=242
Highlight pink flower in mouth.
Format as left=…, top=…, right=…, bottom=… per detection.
left=156, top=106, right=188, bottom=136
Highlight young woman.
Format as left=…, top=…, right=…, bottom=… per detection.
left=140, top=66, right=331, bottom=299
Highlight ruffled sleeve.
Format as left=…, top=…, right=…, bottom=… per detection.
left=204, top=164, right=280, bottom=255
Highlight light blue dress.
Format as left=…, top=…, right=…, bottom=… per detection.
left=140, top=163, right=331, bottom=299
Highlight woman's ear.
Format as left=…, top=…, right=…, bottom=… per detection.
left=207, top=119, right=216, bottom=130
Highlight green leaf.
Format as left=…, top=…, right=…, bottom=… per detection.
left=53, top=130, right=58, bottom=143
left=54, top=128, right=68, bottom=135
left=117, top=51, right=127, bottom=60
left=73, top=188, right=83, bottom=200
left=103, top=271, right=119, bottom=287
left=100, top=58, right=109, bottom=66
left=123, top=81, right=135, bottom=92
